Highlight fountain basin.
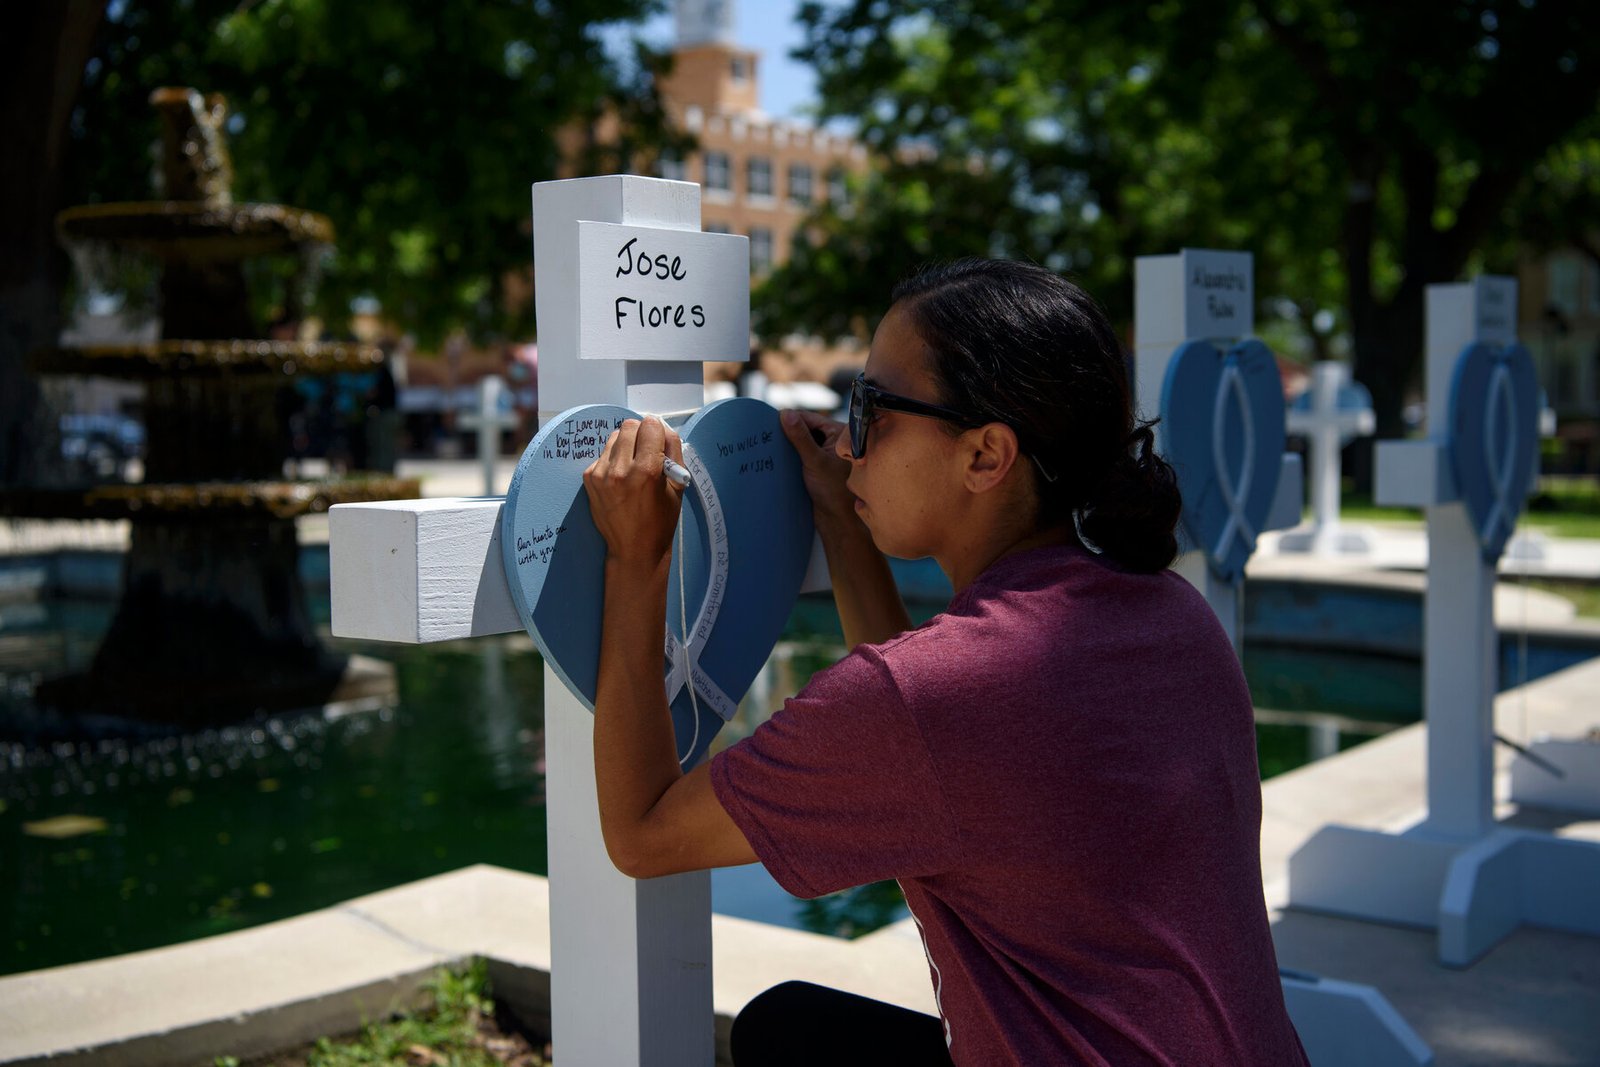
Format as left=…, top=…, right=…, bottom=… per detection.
left=34, top=340, right=384, bottom=378
left=56, top=201, right=333, bottom=262
left=0, top=477, right=422, bottom=521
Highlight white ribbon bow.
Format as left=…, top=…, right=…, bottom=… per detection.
left=1479, top=359, right=1519, bottom=551
left=1210, top=357, right=1259, bottom=566
left=662, top=443, right=739, bottom=724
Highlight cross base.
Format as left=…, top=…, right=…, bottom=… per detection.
left=1279, top=972, right=1433, bottom=1067
left=1275, top=522, right=1378, bottom=557
left=1510, top=738, right=1600, bottom=817
left=1288, top=823, right=1600, bottom=966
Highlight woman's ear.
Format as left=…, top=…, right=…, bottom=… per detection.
left=962, top=422, right=1022, bottom=494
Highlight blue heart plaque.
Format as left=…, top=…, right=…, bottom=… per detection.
left=501, top=397, right=814, bottom=766
left=1160, top=338, right=1287, bottom=582
left=1447, top=341, right=1539, bottom=563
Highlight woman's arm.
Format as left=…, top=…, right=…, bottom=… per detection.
left=779, top=409, right=911, bottom=649
left=584, top=416, right=757, bottom=879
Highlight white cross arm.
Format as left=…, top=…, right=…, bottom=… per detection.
left=1285, top=408, right=1376, bottom=438
left=457, top=409, right=519, bottom=430
left=329, top=498, right=520, bottom=643
left=1375, top=440, right=1455, bottom=508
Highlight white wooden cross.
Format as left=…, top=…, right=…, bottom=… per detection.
left=1278, top=361, right=1377, bottom=556
left=1133, top=248, right=1302, bottom=648
left=1136, top=250, right=1435, bottom=1065
left=456, top=374, right=518, bottom=496
left=1288, top=276, right=1600, bottom=967
left=330, top=175, right=754, bottom=1066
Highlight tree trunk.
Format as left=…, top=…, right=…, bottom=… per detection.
left=0, top=1, right=106, bottom=487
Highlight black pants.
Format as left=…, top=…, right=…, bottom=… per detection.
left=730, top=981, right=955, bottom=1066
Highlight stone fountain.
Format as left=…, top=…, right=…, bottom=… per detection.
left=3, top=87, right=419, bottom=731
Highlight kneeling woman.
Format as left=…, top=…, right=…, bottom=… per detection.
left=582, top=259, right=1308, bottom=1066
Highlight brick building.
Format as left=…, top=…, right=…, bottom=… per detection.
left=651, top=8, right=868, bottom=280
left=560, top=1, right=869, bottom=283
left=545, top=2, right=874, bottom=387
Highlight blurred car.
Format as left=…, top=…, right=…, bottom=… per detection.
left=60, top=412, right=144, bottom=479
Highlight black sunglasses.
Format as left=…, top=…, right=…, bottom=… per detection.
left=846, top=374, right=1058, bottom=482
left=847, top=374, right=982, bottom=459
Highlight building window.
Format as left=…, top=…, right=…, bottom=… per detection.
left=731, top=55, right=751, bottom=83
left=704, top=220, right=731, bottom=234
left=827, top=166, right=849, bottom=207
left=704, top=151, right=730, bottom=192
left=787, top=163, right=813, bottom=205
left=749, top=227, right=774, bottom=274
left=657, top=152, right=686, bottom=182
left=747, top=157, right=773, bottom=198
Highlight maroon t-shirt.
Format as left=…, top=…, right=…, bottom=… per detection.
left=710, top=544, right=1309, bottom=1067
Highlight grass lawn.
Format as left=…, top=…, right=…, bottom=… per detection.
left=217, top=962, right=547, bottom=1067
left=1332, top=476, right=1600, bottom=540
left=1524, top=477, right=1600, bottom=539
left=1523, top=579, right=1600, bottom=619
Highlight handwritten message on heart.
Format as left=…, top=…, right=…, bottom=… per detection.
left=500, top=397, right=814, bottom=766
left=1160, top=338, right=1287, bottom=582
left=1448, top=341, right=1539, bottom=563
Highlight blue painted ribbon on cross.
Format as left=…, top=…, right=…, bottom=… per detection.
left=500, top=397, right=814, bottom=766
left=1160, top=338, right=1287, bottom=582
left=1447, top=341, right=1539, bottom=563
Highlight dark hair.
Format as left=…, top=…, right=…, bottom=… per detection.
left=890, top=258, right=1181, bottom=573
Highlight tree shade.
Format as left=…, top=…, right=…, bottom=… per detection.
left=62, top=0, right=676, bottom=346
left=2, top=0, right=676, bottom=484
left=760, top=0, right=1600, bottom=442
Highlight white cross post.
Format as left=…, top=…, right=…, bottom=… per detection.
left=1133, top=248, right=1302, bottom=648
left=1138, top=251, right=1434, bottom=1066
left=456, top=375, right=518, bottom=496
left=329, top=175, right=745, bottom=1065
left=1287, top=276, right=1600, bottom=967
left=1278, top=362, right=1377, bottom=556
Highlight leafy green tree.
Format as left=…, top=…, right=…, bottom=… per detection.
left=1, top=0, right=674, bottom=485
left=762, top=0, right=1600, bottom=443
left=66, top=0, right=675, bottom=344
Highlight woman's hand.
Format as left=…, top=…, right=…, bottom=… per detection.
left=779, top=408, right=856, bottom=525
left=780, top=408, right=909, bottom=647
left=583, top=416, right=684, bottom=569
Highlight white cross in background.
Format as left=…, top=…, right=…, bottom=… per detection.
left=1290, top=275, right=1600, bottom=968
left=1279, top=361, right=1377, bottom=556
left=455, top=374, right=519, bottom=496
left=1133, top=248, right=1303, bottom=649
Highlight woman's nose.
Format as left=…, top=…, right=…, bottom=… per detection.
left=833, top=427, right=854, bottom=462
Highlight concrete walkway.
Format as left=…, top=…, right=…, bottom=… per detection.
left=1255, top=522, right=1600, bottom=582
left=1258, top=653, right=1600, bottom=1067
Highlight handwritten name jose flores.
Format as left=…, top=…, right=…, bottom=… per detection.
left=613, top=236, right=708, bottom=330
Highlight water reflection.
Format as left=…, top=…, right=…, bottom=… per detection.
left=1, top=602, right=551, bottom=976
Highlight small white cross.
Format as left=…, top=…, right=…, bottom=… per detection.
left=454, top=375, right=519, bottom=495
left=1280, top=361, right=1375, bottom=555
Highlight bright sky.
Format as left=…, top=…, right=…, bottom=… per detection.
left=620, top=1, right=823, bottom=121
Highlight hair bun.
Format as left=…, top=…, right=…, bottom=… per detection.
left=1077, top=421, right=1182, bottom=573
